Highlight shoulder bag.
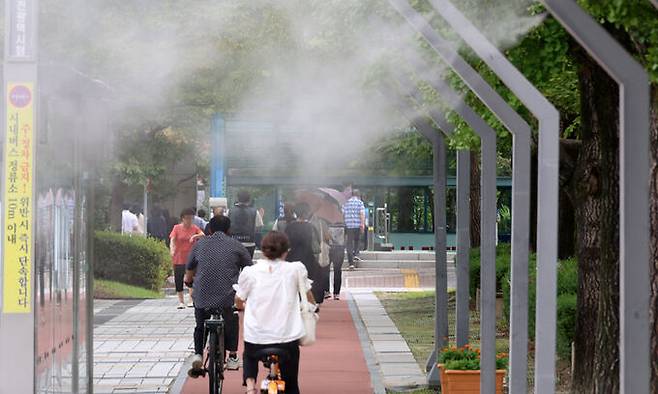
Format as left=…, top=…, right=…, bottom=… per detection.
left=297, top=268, right=319, bottom=346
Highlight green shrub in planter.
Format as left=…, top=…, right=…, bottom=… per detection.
left=94, top=231, right=171, bottom=291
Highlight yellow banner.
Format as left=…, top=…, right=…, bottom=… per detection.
left=2, top=82, right=34, bottom=313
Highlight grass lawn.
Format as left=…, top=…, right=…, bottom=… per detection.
left=376, top=291, right=573, bottom=393
left=94, top=279, right=163, bottom=299
left=376, top=291, right=509, bottom=369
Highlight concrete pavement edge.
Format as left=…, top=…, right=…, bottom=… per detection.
left=346, top=291, right=387, bottom=394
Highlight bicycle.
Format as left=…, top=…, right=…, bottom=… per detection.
left=254, top=347, right=289, bottom=394
left=188, top=309, right=226, bottom=394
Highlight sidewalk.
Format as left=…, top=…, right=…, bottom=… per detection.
left=350, top=290, right=427, bottom=390
left=93, top=297, right=196, bottom=393
left=179, top=299, right=375, bottom=393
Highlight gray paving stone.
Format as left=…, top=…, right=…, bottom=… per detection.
left=364, top=325, right=400, bottom=335
left=380, top=363, right=425, bottom=376
left=376, top=352, right=418, bottom=364
left=372, top=340, right=411, bottom=353
left=369, top=333, right=406, bottom=342
left=94, top=297, right=194, bottom=393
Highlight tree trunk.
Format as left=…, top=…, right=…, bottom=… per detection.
left=570, top=49, right=620, bottom=393
left=558, top=139, right=580, bottom=259
left=648, top=86, right=658, bottom=392
left=470, top=149, right=481, bottom=247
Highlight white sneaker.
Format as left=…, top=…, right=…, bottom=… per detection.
left=348, top=264, right=355, bottom=270
left=187, top=302, right=194, bottom=308
left=177, top=302, right=186, bottom=309
left=191, top=354, right=203, bottom=371
left=226, top=354, right=240, bottom=370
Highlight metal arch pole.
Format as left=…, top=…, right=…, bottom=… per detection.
left=455, top=149, right=470, bottom=348
left=385, top=91, right=451, bottom=383
left=386, top=2, right=533, bottom=391
left=424, top=1, right=561, bottom=391
left=392, top=68, right=499, bottom=350
left=542, top=2, right=651, bottom=392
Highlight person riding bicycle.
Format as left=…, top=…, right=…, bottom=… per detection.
left=185, top=215, right=252, bottom=373
left=235, top=231, right=317, bottom=394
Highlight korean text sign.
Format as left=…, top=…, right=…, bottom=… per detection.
left=3, top=82, right=34, bottom=313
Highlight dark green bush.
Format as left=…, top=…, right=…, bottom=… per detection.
left=468, top=243, right=512, bottom=299
left=501, top=256, right=578, bottom=357
left=556, top=293, right=577, bottom=358
left=94, top=231, right=171, bottom=291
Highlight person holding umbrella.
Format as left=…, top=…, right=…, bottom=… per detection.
left=285, top=202, right=324, bottom=304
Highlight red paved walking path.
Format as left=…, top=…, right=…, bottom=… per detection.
left=181, top=298, right=374, bottom=393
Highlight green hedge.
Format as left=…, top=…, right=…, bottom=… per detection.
left=469, top=243, right=578, bottom=359
left=94, top=231, right=171, bottom=291
left=501, top=256, right=578, bottom=358
left=468, top=243, right=513, bottom=299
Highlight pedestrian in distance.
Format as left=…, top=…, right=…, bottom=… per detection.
left=121, top=203, right=139, bottom=235
left=325, top=223, right=346, bottom=300
left=272, top=203, right=296, bottom=233
left=285, top=202, right=324, bottom=304
left=185, top=215, right=252, bottom=373
left=229, top=190, right=259, bottom=258
left=169, top=208, right=205, bottom=309
left=342, top=189, right=366, bottom=270
left=193, top=208, right=208, bottom=230
left=235, top=231, right=317, bottom=394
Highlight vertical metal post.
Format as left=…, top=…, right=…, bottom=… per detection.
left=386, top=2, right=533, bottom=391
left=542, top=2, right=651, bottom=392
left=0, top=0, right=38, bottom=392
left=479, top=132, right=498, bottom=393
left=432, top=132, right=449, bottom=386
left=390, top=69, right=501, bottom=386
left=455, top=150, right=470, bottom=347
left=385, top=94, right=451, bottom=383
left=424, top=1, right=561, bottom=391
left=143, top=182, right=148, bottom=236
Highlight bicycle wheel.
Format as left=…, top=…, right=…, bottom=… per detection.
left=215, top=324, right=225, bottom=392
left=208, top=329, right=221, bottom=394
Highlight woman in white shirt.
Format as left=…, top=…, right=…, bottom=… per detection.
left=235, top=231, right=316, bottom=394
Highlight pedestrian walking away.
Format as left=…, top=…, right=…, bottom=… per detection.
left=272, top=203, right=296, bottom=233
left=309, top=210, right=331, bottom=300
left=229, top=190, right=259, bottom=258
left=185, top=215, right=252, bottom=374
left=121, top=203, right=139, bottom=235
left=169, top=208, right=205, bottom=309
left=194, top=208, right=209, bottom=231
left=285, top=202, right=324, bottom=304
left=342, top=189, right=365, bottom=270
left=326, top=223, right=346, bottom=300
left=235, top=231, right=318, bottom=394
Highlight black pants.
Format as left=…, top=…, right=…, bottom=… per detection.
left=243, top=341, right=300, bottom=394
left=194, top=307, right=239, bottom=355
left=174, top=265, right=186, bottom=292
left=325, top=246, right=344, bottom=295
left=346, top=228, right=360, bottom=265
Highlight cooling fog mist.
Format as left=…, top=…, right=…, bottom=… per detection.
left=38, top=0, right=546, bottom=177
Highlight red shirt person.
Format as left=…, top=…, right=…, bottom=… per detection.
left=170, top=208, right=204, bottom=309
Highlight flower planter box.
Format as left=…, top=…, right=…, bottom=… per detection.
left=438, top=364, right=505, bottom=394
